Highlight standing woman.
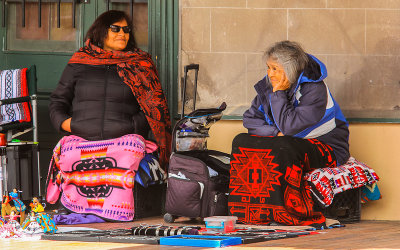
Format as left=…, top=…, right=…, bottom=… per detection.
left=46, top=10, right=171, bottom=221
left=235, top=41, right=350, bottom=226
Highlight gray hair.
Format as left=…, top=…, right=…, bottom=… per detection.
left=264, top=41, right=309, bottom=84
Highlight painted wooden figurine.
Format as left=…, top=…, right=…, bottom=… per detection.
left=29, top=197, right=44, bottom=213
left=1, top=189, right=26, bottom=223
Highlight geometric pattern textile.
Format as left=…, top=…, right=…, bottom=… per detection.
left=361, top=183, right=382, bottom=204
left=229, top=133, right=337, bottom=227
left=45, top=134, right=157, bottom=221
left=0, top=68, right=31, bottom=125
left=135, top=153, right=166, bottom=188
left=305, top=157, right=380, bottom=207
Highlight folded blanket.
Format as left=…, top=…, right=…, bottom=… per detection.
left=0, top=68, right=31, bottom=125
left=46, top=134, right=158, bottom=221
left=54, top=213, right=105, bottom=225
left=361, top=183, right=382, bottom=203
left=135, top=153, right=166, bottom=188
left=305, top=157, right=380, bottom=207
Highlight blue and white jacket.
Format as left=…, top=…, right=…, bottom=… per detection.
left=243, top=54, right=350, bottom=165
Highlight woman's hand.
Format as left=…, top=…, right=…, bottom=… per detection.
left=267, top=59, right=291, bottom=92
left=272, top=75, right=291, bottom=92
left=61, top=118, right=72, bottom=132
left=277, top=132, right=284, bottom=136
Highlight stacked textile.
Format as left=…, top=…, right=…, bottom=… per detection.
left=0, top=68, right=31, bottom=125
left=305, top=157, right=380, bottom=207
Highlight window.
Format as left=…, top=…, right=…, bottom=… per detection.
left=6, top=2, right=80, bottom=52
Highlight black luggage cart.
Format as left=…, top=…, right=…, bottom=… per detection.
left=163, top=64, right=231, bottom=223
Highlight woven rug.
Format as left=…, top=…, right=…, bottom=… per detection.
left=0, top=68, right=30, bottom=125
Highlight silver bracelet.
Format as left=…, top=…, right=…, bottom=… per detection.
left=155, top=226, right=161, bottom=237
left=177, top=227, right=184, bottom=235
left=133, top=226, right=140, bottom=235
left=144, top=227, right=151, bottom=235
left=164, top=227, right=171, bottom=236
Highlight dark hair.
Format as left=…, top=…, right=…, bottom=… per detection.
left=85, top=10, right=137, bottom=51
left=264, top=40, right=309, bottom=84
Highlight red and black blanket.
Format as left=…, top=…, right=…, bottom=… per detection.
left=228, top=133, right=337, bottom=227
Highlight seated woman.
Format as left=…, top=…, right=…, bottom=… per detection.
left=49, top=10, right=171, bottom=164
left=46, top=10, right=171, bottom=221
left=232, top=41, right=349, bottom=226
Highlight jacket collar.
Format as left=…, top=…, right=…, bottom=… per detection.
left=254, top=77, right=271, bottom=102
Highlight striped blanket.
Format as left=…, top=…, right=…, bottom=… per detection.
left=0, top=68, right=31, bottom=125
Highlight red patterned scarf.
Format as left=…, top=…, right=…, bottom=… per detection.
left=68, top=40, right=171, bottom=169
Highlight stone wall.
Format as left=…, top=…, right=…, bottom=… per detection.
left=180, top=0, right=400, bottom=118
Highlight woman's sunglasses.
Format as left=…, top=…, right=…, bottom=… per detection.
left=109, top=24, right=131, bottom=34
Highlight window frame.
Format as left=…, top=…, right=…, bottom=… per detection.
left=2, top=1, right=82, bottom=53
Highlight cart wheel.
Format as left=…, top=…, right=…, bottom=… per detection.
left=164, top=213, right=176, bottom=223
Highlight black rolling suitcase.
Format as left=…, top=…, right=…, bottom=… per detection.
left=163, top=64, right=230, bottom=223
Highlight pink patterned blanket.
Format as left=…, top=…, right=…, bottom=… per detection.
left=45, top=134, right=157, bottom=221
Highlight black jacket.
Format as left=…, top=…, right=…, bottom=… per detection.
left=49, top=63, right=149, bottom=141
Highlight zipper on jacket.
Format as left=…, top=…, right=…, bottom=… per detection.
left=100, top=65, right=110, bottom=139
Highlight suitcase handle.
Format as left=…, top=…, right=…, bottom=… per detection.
left=181, top=64, right=199, bottom=119
left=184, top=64, right=199, bottom=71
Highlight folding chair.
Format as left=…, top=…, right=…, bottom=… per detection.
left=0, top=65, right=41, bottom=201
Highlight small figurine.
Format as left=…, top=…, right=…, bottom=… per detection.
left=1, top=190, right=26, bottom=223
left=21, top=212, right=42, bottom=234
left=6, top=211, right=21, bottom=229
left=36, top=212, right=58, bottom=234
left=0, top=211, right=23, bottom=238
left=9, top=189, right=26, bottom=213
left=29, top=197, right=44, bottom=213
